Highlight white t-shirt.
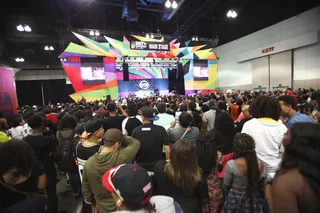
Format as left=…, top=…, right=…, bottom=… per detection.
left=122, top=115, right=143, bottom=135
left=202, top=109, right=217, bottom=131
left=8, top=126, right=24, bottom=140
left=22, top=123, right=33, bottom=137
left=154, top=113, right=175, bottom=131
left=241, top=118, right=287, bottom=180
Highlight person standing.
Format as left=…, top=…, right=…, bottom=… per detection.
left=278, top=95, right=315, bottom=128
left=154, top=102, right=175, bottom=130
left=82, top=129, right=140, bottom=213
left=266, top=123, right=320, bottom=213
left=121, top=101, right=142, bottom=136
left=23, top=115, right=57, bottom=213
left=241, top=96, right=287, bottom=180
left=153, top=139, right=208, bottom=213
left=132, top=107, right=171, bottom=172
left=202, top=99, right=218, bottom=132
left=103, top=102, right=126, bottom=132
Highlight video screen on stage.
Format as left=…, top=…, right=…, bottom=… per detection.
left=81, top=58, right=105, bottom=85
left=193, top=60, right=209, bottom=81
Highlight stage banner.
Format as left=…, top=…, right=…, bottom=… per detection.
left=0, top=67, right=17, bottom=120
left=130, top=41, right=170, bottom=51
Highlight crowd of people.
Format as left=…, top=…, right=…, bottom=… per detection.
left=0, top=87, right=320, bottom=213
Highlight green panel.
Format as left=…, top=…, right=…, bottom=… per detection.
left=65, top=42, right=95, bottom=55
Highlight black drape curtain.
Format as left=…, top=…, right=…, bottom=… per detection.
left=16, top=80, right=75, bottom=106
left=168, top=68, right=185, bottom=95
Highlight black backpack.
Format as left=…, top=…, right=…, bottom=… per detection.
left=56, top=130, right=75, bottom=172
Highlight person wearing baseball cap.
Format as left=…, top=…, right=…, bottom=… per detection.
left=82, top=129, right=140, bottom=213
left=131, top=107, right=171, bottom=172
left=102, top=164, right=183, bottom=213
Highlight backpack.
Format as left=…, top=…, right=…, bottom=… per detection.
left=56, top=130, right=75, bottom=172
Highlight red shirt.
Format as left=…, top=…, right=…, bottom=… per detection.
left=46, top=113, right=57, bottom=123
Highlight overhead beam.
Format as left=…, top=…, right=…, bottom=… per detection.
left=95, top=0, right=168, bottom=13
left=172, top=0, right=222, bottom=38
left=2, top=33, right=60, bottom=44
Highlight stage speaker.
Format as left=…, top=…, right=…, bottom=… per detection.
left=123, top=63, right=129, bottom=81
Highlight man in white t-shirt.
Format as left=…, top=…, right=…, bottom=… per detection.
left=202, top=99, right=218, bottom=131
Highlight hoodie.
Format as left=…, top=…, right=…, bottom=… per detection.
left=82, top=136, right=140, bottom=211
left=111, top=196, right=184, bottom=213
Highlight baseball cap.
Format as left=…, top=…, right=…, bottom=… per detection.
left=102, top=164, right=152, bottom=210
left=75, top=123, right=86, bottom=135
left=141, top=107, right=159, bottom=121
left=84, top=118, right=102, bottom=133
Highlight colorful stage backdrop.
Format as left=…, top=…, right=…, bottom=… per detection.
left=60, top=32, right=217, bottom=101
left=0, top=67, right=17, bottom=120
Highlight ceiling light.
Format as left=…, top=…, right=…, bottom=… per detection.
left=95, top=31, right=100, bottom=36
left=24, top=25, right=31, bottom=32
left=44, top=46, right=49, bottom=50
left=89, top=30, right=94, bottom=36
left=195, top=36, right=198, bottom=41
left=20, top=58, right=25, bottom=62
left=227, top=10, right=237, bottom=18
left=15, top=58, right=21, bottom=62
left=172, top=1, right=178, bottom=9
left=150, top=34, right=154, bottom=39
left=192, top=37, right=195, bottom=41
left=146, top=34, right=150, bottom=38
left=49, top=46, right=54, bottom=51
left=231, top=11, right=237, bottom=18
left=47, top=65, right=50, bottom=68
left=16, top=25, right=24, bottom=32
left=165, top=0, right=171, bottom=8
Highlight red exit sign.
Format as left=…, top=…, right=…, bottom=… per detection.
left=262, top=46, right=274, bottom=54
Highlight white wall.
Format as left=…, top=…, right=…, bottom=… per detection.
left=215, top=6, right=320, bottom=90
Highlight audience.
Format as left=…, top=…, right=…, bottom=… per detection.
left=1, top=87, right=320, bottom=213
left=23, top=115, right=57, bottom=213
left=132, top=107, right=170, bottom=172
left=103, top=102, right=126, bottom=132
left=197, top=135, right=224, bottom=213
left=0, top=140, right=47, bottom=213
left=266, top=123, right=320, bottom=213
left=82, top=129, right=140, bottom=212
left=154, top=102, right=175, bottom=130
left=8, top=116, right=24, bottom=140
left=122, top=101, right=142, bottom=136
left=168, top=112, right=199, bottom=144
left=222, top=133, right=268, bottom=213
left=278, top=95, right=315, bottom=128
left=102, top=164, right=183, bottom=213
left=242, top=96, right=287, bottom=180
left=153, top=139, right=208, bottom=213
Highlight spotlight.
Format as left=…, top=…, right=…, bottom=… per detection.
left=16, top=25, right=24, bottom=32
left=44, top=46, right=49, bottom=51
left=165, top=0, right=171, bottom=8
left=95, top=31, right=100, bottom=36
left=146, top=34, right=150, bottom=38
left=15, top=58, right=21, bottom=62
left=227, top=10, right=237, bottom=18
left=89, top=30, right=94, bottom=36
left=150, top=34, right=154, bottom=39
left=24, top=25, right=31, bottom=32
left=49, top=46, right=54, bottom=51
left=172, top=1, right=178, bottom=9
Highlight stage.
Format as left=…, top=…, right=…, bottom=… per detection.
left=59, top=32, right=217, bottom=102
